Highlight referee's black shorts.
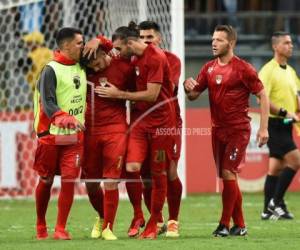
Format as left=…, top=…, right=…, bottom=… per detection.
left=267, top=117, right=297, bottom=159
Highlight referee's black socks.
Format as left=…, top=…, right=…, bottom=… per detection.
left=273, top=167, right=297, bottom=205
left=264, top=175, right=278, bottom=212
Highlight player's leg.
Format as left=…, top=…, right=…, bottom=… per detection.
left=126, top=130, right=148, bottom=237
left=212, top=128, right=249, bottom=237
left=33, top=143, right=58, bottom=240
left=261, top=157, right=283, bottom=220
left=211, top=128, right=229, bottom=237
left=269, top=149, right=300, bottom=219
left=81, top=134, right=104, bottom=238
left=166, top=132, right=182, bottom=238
left=139, top=133, right=171, bottom=239
left=101, top=133, right=127, bottom=240
left=141, top=156, right=166, bottom=235
left=54, top=143, right=83, bottom=240
left=227, top=129, right=250, bottom=236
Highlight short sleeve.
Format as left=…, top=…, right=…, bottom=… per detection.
left=194, top=64, right=208, bottom=93
left=241, top=63, right=264, bottom=95
left=258, top=65, right=272, bottom=96
left=146, top=55, right=164, bottom=84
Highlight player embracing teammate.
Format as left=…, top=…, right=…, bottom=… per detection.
left=95, top=21, right=176, bottom=239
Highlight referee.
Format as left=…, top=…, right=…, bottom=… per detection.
left=259, top=31, right=300, bottom=220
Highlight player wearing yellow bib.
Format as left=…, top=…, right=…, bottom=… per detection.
left=259, top=31, right=300, bottom=220
left=33, top=27, right=86, bottom=240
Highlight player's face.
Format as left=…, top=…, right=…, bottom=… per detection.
left=140, top=29, right=161, bottom=46
left=87, top=50, right=110, bottom=72
left=113, top=38, right=132, bottom=58
left=212, top=31, right=231, bottom=58
left=274, top=35, right=293, bottom=58
left=68, top=34, right=84, bottom=62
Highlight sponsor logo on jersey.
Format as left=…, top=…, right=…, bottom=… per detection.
left=73, top=75, right=81, bottom=89
left=208, top=66, right=213, bottom=74
left=216, top=74, right=222, bottom=85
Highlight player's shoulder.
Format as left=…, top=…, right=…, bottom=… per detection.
left=233, top=56, right=256, bottom=71
left=164, top=50, right=180, bottom=62
left=147, top=44, right=167, bottom=60
left=200, top=59, right=216, bottom=73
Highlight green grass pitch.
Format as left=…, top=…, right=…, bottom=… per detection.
left=0, top=193, right=300, bottom=250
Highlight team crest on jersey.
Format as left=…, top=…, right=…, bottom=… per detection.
left=135, top=66, right=140, bottom=76
left=73, top=75, right=81, bottom=89
left=215, top=75, right=222, bottom=85
left=208, top=66, right=213, bottom=74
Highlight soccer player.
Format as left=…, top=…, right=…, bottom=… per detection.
left=95, top=21, right=175, bottom=239
left=81, top=44, right=135, bottom=240
left=259, top=31, right=300, bottom=220
left=126, top=20, right=182, bottom=238
left=184, top=25, right=269, bottom=237
left=33, top=27, right=86, bottom=240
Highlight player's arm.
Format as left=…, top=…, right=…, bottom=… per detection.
left=95, top=82, right=161, bottom=102
left=255, top=89, right=269, bottom=147
left=83, top=35, right=113, bottom=59
left=38, top=66, right=84, bottom=131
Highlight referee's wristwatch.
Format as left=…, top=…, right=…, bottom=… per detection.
left=278, top=108, right=287, bottom=117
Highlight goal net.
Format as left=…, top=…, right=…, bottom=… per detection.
left=0, top=0, right=185, bottom=198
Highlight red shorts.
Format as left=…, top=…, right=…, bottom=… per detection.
left=81, top=133, right=127, bottom=179
left=171, top=128, right=182, bottom=164
left=33, top=141, right=83, bottom=179
left=127, top=125, right=173, bottom=174
left=212, top=126, right=250, bottom=177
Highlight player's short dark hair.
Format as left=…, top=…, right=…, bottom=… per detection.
left=271, top=31, right=290, bottom=45
left=214, top=25, right=237, bottom=41
left=112, top=21, right=140, bottom=42
left=139, top=21, right=161, bottom=33
left=55, top=27, right=82, bottom=48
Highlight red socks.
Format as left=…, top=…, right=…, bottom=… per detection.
left=142, top=186, right=152, bottom=213
left=149, top=174, right=167, bottom=226
left=87, top=186, right=104, bottom=218
left=232, top=182, right=245, bottom=227
left=167, top=177, right=182, bottom=221
left=55, top=182, right=75, bottom=230
left=220, top=180, right=238, bottom=228
left=126, top=171, right=144, bottom=219
left=35, top=180, right=52, bottom=227
left=102, top=189, right=119, bottom=230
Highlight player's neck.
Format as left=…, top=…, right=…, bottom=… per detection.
left=274, top=54, right=288, bottom=66
left=60, top=50, right=75, bottom=62
left=217, top=52, right=234, bottom=66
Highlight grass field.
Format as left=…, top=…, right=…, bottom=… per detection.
left=0, top=193, right=300, bottom=250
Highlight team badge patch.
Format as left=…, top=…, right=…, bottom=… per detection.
left=135, top=66, right=140, bottom=76
left=215, top=75, right=222, bottom=85
left=73, top=75, right=81, bottom=89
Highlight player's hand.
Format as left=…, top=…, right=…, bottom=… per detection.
left=184, top=77, right=198, bottom=92
left=256, top=128, right=269, bottom=147
left=95, top=82, right=121, bottom=99
left=108, top=48, right=120, bottom=58
left=51, top=110, right=85, bottom=132
left=83, top=38, right=100, bottom=59
left=286, top=112, right=300, bottom=122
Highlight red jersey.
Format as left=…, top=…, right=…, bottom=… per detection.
left=195, top=56, right=263, bottom=128
left=132, top=44, right=175, bottom=130
left=85, top=57, right=135, bottom=134
left=164, top=51, right=182, bottom=128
